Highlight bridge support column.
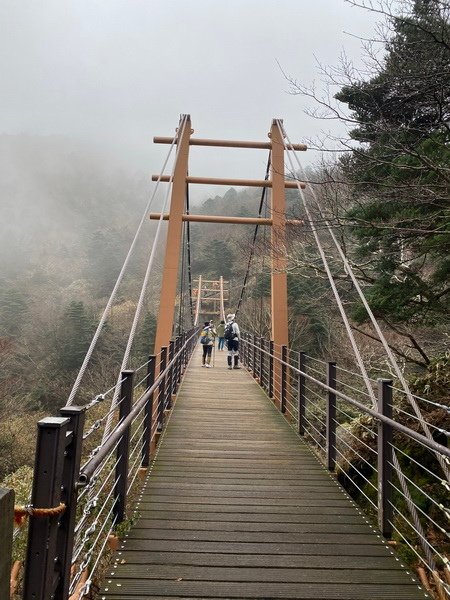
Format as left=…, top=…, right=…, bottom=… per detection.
left=270, top=120, right=289, bottom=409
left=154, top=115, right=192, bottom=358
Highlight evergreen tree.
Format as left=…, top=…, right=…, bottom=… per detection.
left=132, top=312, right=157, bottom=366
left=335, top=0, right=449, bottom=327
left=0, top=287, right=28, bottom=337
left=57, top=301, right=93, bottom=371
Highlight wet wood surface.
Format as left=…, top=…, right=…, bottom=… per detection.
left=101, top=347, right=427, bottom=599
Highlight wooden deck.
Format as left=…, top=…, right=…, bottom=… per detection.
left=101, top=347, right=427, bottom=599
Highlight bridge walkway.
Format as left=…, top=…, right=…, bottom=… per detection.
left=101, top=347, right=426, bottom=599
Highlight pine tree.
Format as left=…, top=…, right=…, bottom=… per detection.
left=0, top=287, right=28, bottom=337
left=132, top=312, right=157, bottom=367
left=57, top=301, right=93, bottom=371
left=335, top=0, right=450, bottom=327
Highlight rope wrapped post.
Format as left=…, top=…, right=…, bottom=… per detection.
left=326, top=362, right=337, bottom=471
left=298, top=352, right=306, bottom=435
left=57, top=406, right=86, bottom=600
left=158, top=347, right=167, bottom=432
left=113, top=370, right=134, bottom=525
left=142, top=355, right=156, bottom=467
left=378, top=379, right=394, bottom=538
left=23, top=416, right=69, bottom=600
left=269, top=341, right=274, bottom=399
left=0, top=488, right=13, bottom=600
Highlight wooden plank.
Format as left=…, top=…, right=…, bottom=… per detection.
left=137, top=502, right=360, bottom=515
left=125, top=529, right=383, bottom=544
left=101, top=348, right=427, bottom=599
left=116, top=538, right=393, bottom=555
left=113, top=550, right=407, bottom=569
left=139, top=495, right=355, bottom=507
left=105, top=564, right=418, bottom=584
left=0, top=488, right=14, bottom=600
left=101, top=580, right=424, bottom=599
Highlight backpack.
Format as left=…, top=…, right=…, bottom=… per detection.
left=224, top=322, right=234, bottom=340
left=200, top=328, right=211, bottom=345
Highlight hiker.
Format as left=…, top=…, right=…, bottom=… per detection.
left=224, top=313, right=240, bottom=369
left=200, top=320, right=216, bottom=368
left=216, top=320, right=226, bottom=350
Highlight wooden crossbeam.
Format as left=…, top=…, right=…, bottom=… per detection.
left=152, top=175, right=305, bottom=189
left=154, top=136, right=307, bottom=151
left=149, top=213, right=304, bottom=226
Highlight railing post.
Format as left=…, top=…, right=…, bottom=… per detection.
left=113, top=370, right=134, bottom=525
left=326, top=362, right=337, bottom=471
left=158, top=346, right=167, bottom=431
left=176, top=335, right=182, bottom=385
left=252, top=334, right=256, bottom=377
left=242, top=333, right=247, bottom=367
left=168, top=339, right=175, bottom=409
left=268, top=340, right=274, bottom=399
left=298, top=352, right=306, bottom=435
left=183, top=331, right=188, bottom=368
left=0, top=488, right=14, bottom=600
left=281, top=345, right=287, bottom=413
left=57, top=406, right=86, bottom=600
left=23, top=416, right=69, bottom=600
left=378, top=378, right=394, bottom=538
left=259, top=337, right=264, bottom=386
left=142, top=355, right=155, bottom=467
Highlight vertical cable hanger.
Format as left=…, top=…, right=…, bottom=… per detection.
left=235, top=152, right=271, bottom=317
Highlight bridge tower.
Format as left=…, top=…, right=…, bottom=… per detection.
left=152, top=115, right=306, bottom=399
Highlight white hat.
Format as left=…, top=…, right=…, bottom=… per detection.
left=226, top=313, right=235, bottom=321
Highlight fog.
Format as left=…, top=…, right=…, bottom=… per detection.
left=0, top=0, right=380, bottom=281
left=1, top=1, right=378, bottom=195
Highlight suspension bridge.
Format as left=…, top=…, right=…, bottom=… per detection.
left=2, top=115, right=449, bottom=600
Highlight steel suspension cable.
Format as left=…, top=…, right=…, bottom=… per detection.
left=65, top=130, right=180, bottom=406
left=281, top=122, right=450, bottom=483
left=185, top=183, right=195, bottom=325
left=235, top=153, right=271, bottom=317
left=178, top=217, right=187, bottom=334
left=194, top=275, right=202, bottom=326
left=278, top=120, right=437, bottom=568
left=102, top=115, right=190, bottom=441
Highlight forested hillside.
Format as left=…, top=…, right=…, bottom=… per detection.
left=0, top=135, right=160, bottom=477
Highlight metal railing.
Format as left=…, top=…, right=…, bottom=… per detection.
left=14, top=327, right=198, bottom=600
left=241, top=331, right=450, bottom=598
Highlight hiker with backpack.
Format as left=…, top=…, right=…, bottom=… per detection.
left=200, top=320, right=216, bottom=368
left=224, top=313, right=240, bottom=369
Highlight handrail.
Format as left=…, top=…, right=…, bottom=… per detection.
left=240, top=330, right=450, bottom=594
left=79, top=327, right=199, bottom=484
left=19, top=324, right=199, bottom=600
left=242, top=333, right=450, bottom=459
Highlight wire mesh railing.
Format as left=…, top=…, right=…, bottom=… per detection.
left=10, top=326, right=198, bottom=600
left=240, top=331, right=450, bottom=598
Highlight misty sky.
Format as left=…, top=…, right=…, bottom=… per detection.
left=1, top=0, right=379, bottom=200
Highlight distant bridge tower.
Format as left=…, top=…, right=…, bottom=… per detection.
left=193, top=276, right=228, bottom=325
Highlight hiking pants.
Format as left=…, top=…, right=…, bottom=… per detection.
left=227, top=339, right=239, bottom=367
